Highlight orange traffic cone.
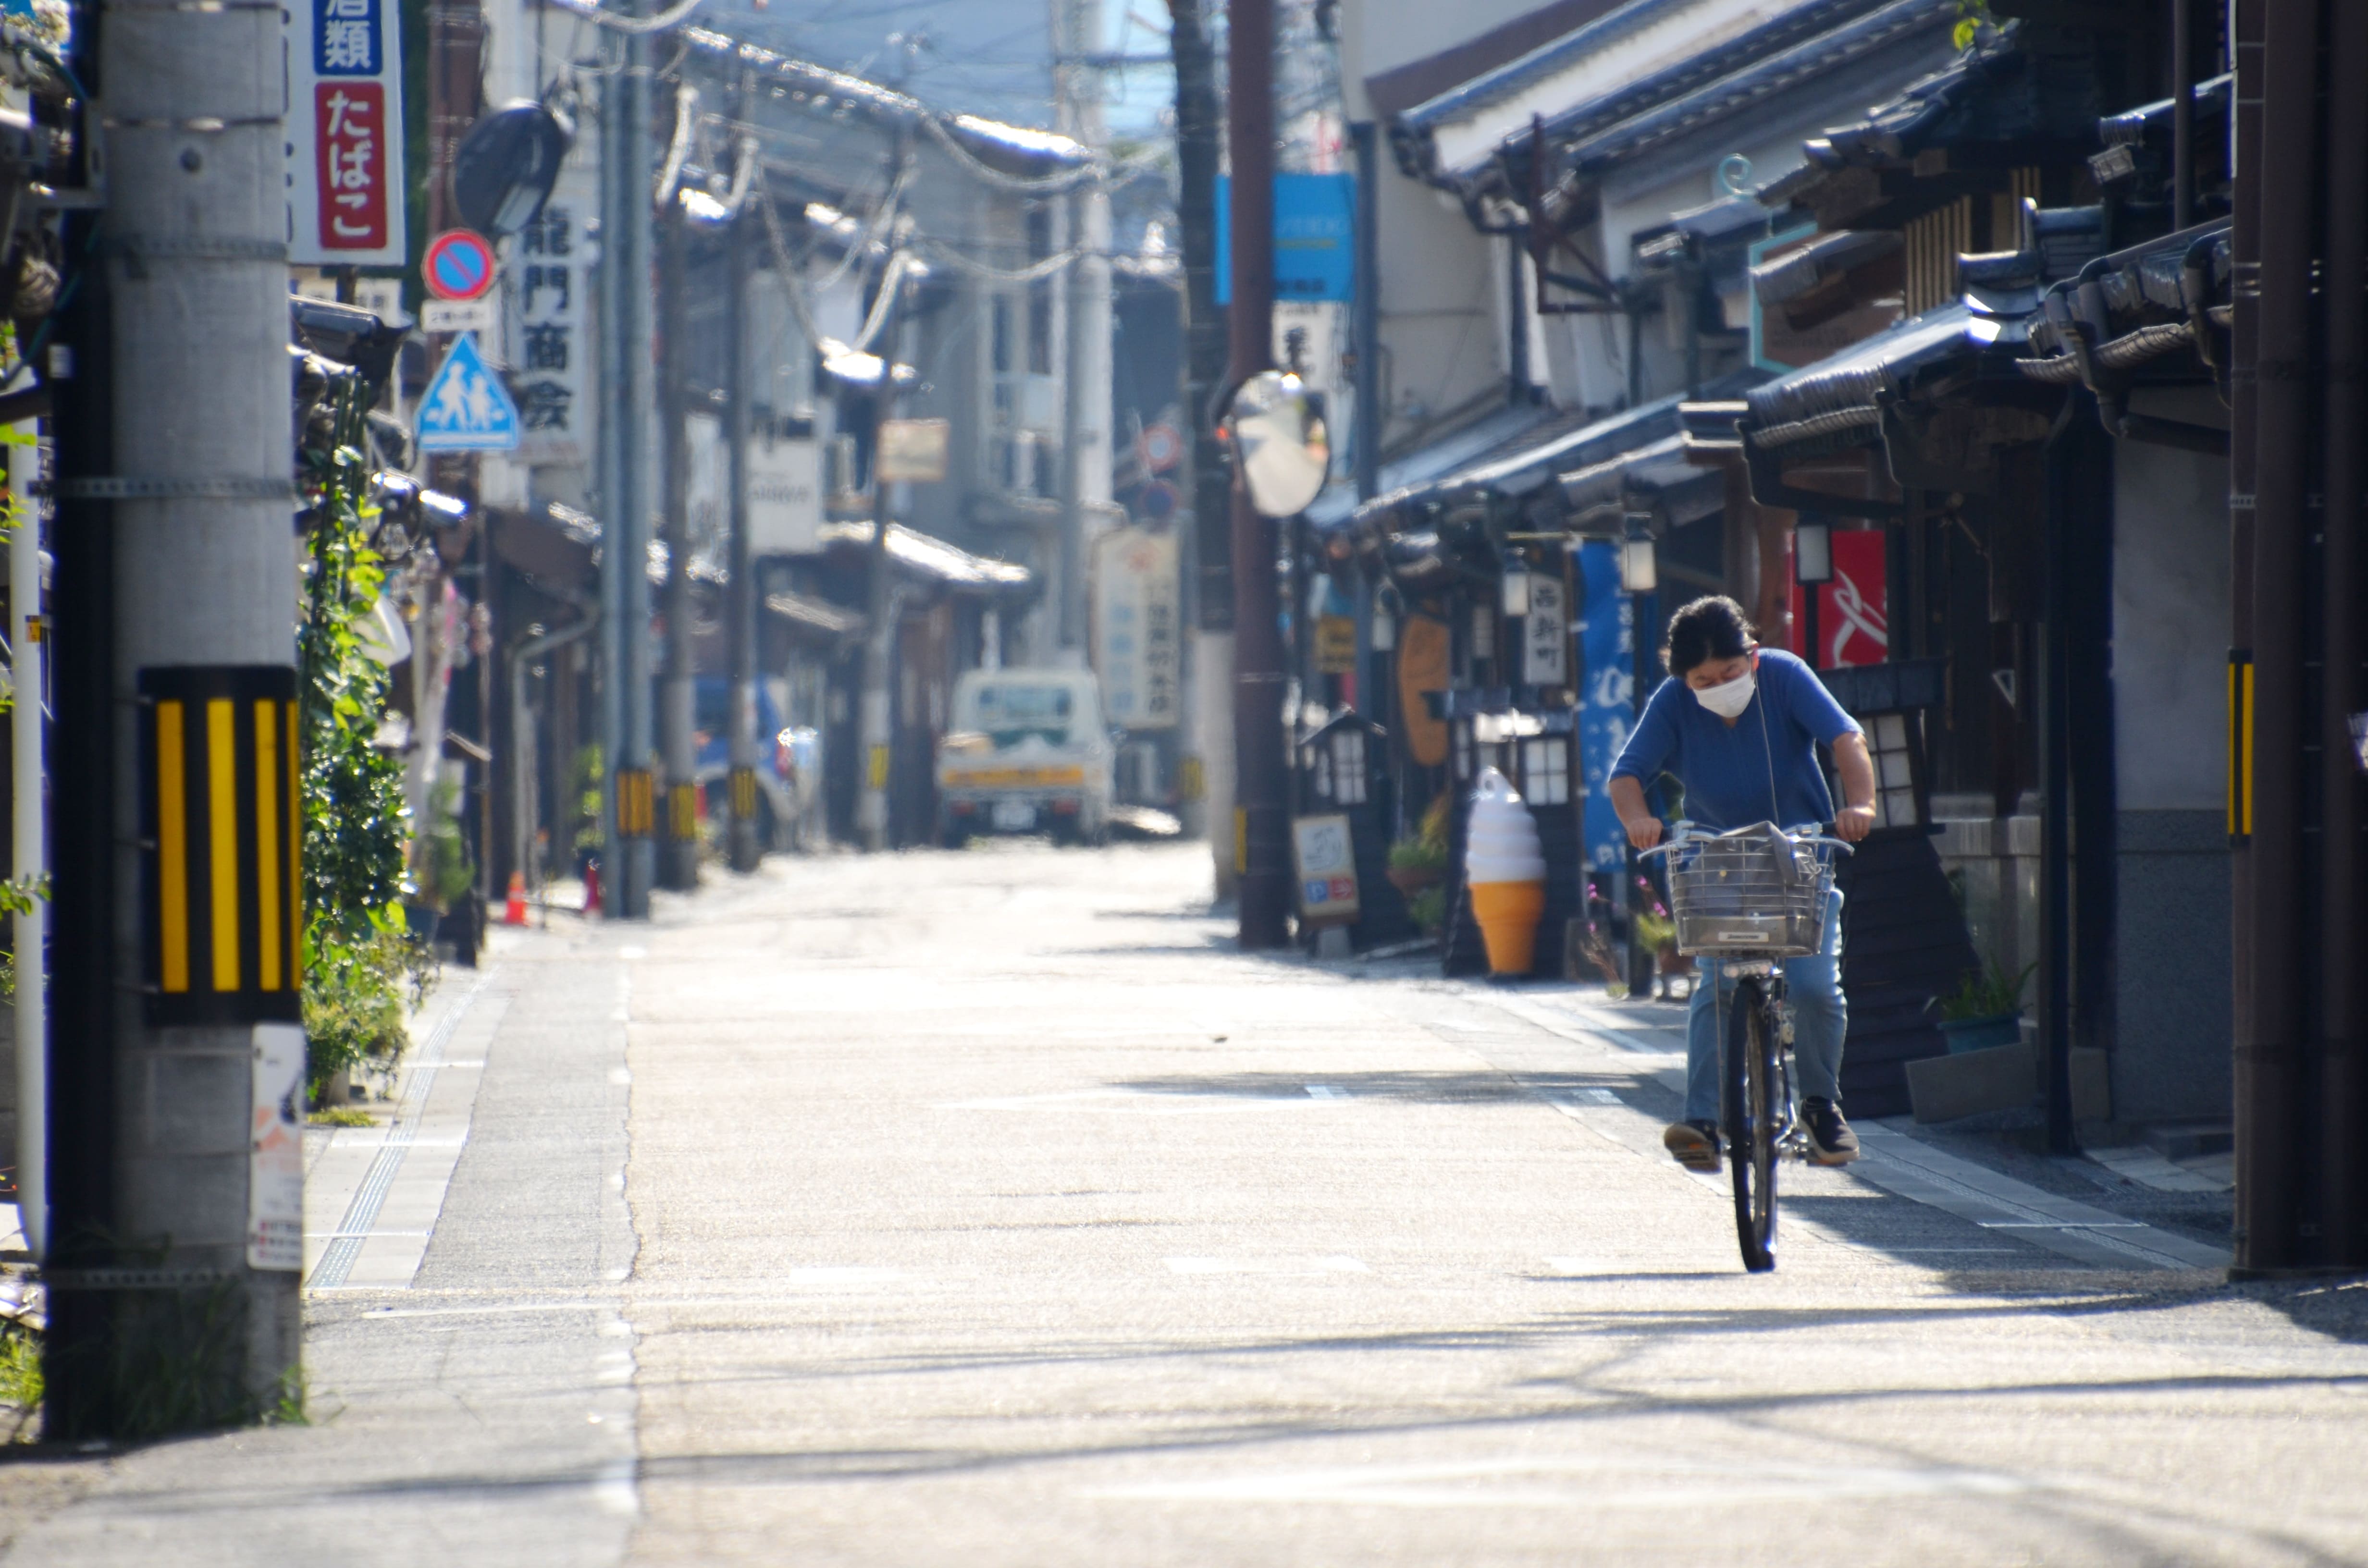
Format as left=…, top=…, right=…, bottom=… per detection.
left=504, top=870, right=528, bottom=926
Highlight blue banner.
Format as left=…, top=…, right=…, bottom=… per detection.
left=1577, top=542, right=1636, bottom=878
left=1215, top=173, right=1356, bottom=304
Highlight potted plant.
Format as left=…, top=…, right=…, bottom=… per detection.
left=1386, top=833, right=1449, bottom=894
left=1385, top=793, right=1452, bottom=895
left=1632, top=875, right=1694, bottom=1000
left=1935, top=956, right=2035, bottom=1054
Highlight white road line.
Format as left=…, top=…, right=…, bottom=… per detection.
left=1166, top=1256, right=1369, bottom=1275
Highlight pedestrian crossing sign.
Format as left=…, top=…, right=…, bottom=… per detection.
left=415, top=331, right=520, bottom=452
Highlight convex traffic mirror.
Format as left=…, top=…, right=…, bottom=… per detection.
left=1225, top=370, right=1329, bottom=518
left=452, top=100, right=576, bottom=239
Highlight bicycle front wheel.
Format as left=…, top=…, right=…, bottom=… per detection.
left=1725, top=975, right=1779, bottom=1272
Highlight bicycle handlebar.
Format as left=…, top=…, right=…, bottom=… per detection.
left=1637, top=821, right=1854, bottom=858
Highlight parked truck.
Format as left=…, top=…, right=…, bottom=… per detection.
left=935, top=668, right=1113, bottom=847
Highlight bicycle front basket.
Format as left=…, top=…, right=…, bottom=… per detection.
left=1663, top=824, right=1833, bottom=958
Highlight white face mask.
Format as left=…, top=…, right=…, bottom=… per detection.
left=1693, top=668, right=1756, bottom=719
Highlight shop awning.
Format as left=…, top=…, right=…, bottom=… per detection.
left=1740, top=304, right=2006, bottom=453
left=816, top=520, right=1033, bottom=591
left=1556, top=436, right=1725, bottom=534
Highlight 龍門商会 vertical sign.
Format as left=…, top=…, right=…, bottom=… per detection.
left=287, top=0, right=407, bottom=267
left=512, top=189, right=592, bottom=462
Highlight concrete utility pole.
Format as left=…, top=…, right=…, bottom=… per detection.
left=1166, top=0, right=1234, bottom=894
left=856, top=312, right=905, bottom=852
left=599, top=9, right=657, bottom=916
left=725, top=122, right=762, bottom=874
left=45, top=0, right=299, bottom=1433
left=657, top=182, right=698, bottom=890
left=1057, top=0, right=1114, bottom=660
left=1227, top=0, right=1290, bottom=948
left=855, top=155, right=910, bottom=853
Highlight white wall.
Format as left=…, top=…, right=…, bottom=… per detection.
left=2112, top=399, right=2232, bottom=811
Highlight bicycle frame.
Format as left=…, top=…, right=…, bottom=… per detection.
left=1642, top=822, right=1847, bottom=1271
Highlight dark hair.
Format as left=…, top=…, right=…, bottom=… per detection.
left=1662, top=595, right=1756, bottom=676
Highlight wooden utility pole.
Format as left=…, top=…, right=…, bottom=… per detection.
left=1227, top=0, right=1289, bottom=947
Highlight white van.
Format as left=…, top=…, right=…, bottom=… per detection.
left=935, top=669, right=1113, bottom=846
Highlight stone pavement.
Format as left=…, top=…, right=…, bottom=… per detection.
left=6, top=841, right=2367, bottom=1566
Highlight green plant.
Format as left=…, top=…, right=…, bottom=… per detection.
left=1937, top=954, right=2035, bottom=1022
left=1406, top=885, right=1445, bottom=934
left=302, top=921, right=430, bottom=1102
left=572, top=743, right=605, bottom=858
left=1953, top=0, right=1995, bottom=50
left=0, top=1315, right=40, bottom=1441
left=297, top=378, right=431, bottom=1097
left=412, top=775, right=476, bottom=913
left=1634, top=909, right=1677, bottom=951
left=308, top=1105, right=376, bottom=1128
left=1387, top=833, right=1449, bottom=874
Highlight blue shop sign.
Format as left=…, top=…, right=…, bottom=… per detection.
left=1215, top=173, right=1355, bottom=304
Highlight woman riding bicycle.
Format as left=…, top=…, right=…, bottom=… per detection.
left=1607, top=596, right=1877, bottom=1173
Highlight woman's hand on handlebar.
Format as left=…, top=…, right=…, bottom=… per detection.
left=1623, top=812, right=1665, bottom=850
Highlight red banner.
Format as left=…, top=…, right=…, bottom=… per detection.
left=1788, top=529, right=1888, bottom=668
left=313, top=82, right=389, bottom=252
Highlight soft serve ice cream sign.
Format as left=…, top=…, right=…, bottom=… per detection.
left=1465, top=768, right=1547, bottom=976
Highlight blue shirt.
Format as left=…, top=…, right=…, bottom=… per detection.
left=1610, top=649, right=1861, bottom=831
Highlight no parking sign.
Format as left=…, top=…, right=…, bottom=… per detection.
left=423, top=229, right=498, bottom=301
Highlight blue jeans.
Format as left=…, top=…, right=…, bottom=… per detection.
left=1683, top=889, right=1845, bottom=1124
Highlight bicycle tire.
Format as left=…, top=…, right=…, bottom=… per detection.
left=1725, top=975, right=1779, bottom=1272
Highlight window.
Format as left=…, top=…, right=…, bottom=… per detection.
left=1301, top=742, right=1333, bottom=801
left=1520, top=735, right=1569, bottom=806
left=1330, top=729, right=1368, bottom=805
left=1864, top=710, right=1921, bottom=829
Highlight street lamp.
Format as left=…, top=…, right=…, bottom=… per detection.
left=1371, top=584, right=1399, bottom=651
left=1794, top=514, right=1833, bottom=669
left=1499, top=548, right=1532, bottom=617
left=1618, top=514, right=1657, bottom=595
left=1794, top=517, right=1834, bottom=584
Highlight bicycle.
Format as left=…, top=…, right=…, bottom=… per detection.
left=1641, top=821, right=1849, bottom=1273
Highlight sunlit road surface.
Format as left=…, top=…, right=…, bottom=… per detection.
left=12, top=841, right=2368, bottom=1567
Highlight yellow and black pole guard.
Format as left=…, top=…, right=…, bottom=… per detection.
left=666, top=782, right=699, bottom=842
left=615, top=767, right=656, bottom=839
left=2229, top=648, right=2253, bottom=843
left=728, top=766, right=759, bottom=823
left=139, top=666, right=301, bottom=1026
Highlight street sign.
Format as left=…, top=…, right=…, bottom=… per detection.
left=1137, top=422, right=1183, bottom=473
left=1091, top=528, right=1181, bottom=731
left=746, top=424, right=822, bottom=554
left=423, top=228, right=498, bottom=301
left=419, top=298, right=495, bottom=334
left=415, top=332, right=520, bottom=452
left=1136, top=479, right=1178, bottom=522
left=1292, top=813, right=1360, bottom=923
left=876, top=418, right=950, bottom=483
left=1522, top=573, right=1568, bottom=686
left=286, top=0, right=407, bottom=266
left=1216, top=173, right=1357, bottom=303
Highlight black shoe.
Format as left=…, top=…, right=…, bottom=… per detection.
left=1663, top=1119, right=1722, bottom=1173
left=1801, top=1097, right=1860, bottom=1165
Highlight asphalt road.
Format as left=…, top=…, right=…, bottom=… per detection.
left=8, top=841, right=2368, bottom=1566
